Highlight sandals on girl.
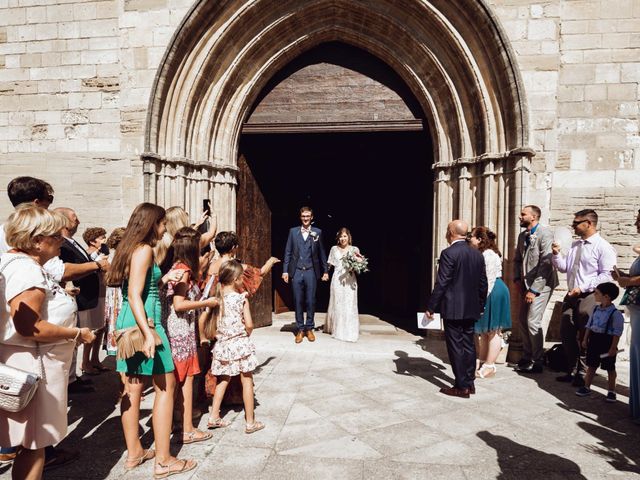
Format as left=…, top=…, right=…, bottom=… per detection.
left=178, top=429, right=213, bottom=444
left=154, top=458, right=197, bottom=479
left=207, top=417, right=230, bottom=429
left=245, top=421, right=265, bottom=434
left=124, top=448, right=155, bottom=471
left=478, top=364, right=497, bottom=378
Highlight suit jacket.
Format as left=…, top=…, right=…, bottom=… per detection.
left=514, top=224, right=558, bottom=292
left=59, top=238, right=99, bottom=311
left=283, top=226, right=328, bottom=280
left=426, top=240, right=488, bottom=320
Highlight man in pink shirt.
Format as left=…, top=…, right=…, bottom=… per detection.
left=552, top=209, right=617, bottom=386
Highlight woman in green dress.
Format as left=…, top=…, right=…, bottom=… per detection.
left=107, top=203, right=196, bottom=478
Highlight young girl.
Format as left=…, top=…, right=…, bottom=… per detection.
left=207, top=259, right=264, bottom=434
left=161, top=227, right=219, bottom=444
left=107, top=203, right=196, bottom=477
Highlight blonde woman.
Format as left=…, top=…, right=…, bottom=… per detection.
left=0, top=207, right=95, bottom=480
left=154, top=206, right=217, bottom=265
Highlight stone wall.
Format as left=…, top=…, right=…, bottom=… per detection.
left=0, top=0, right=639, bottom=266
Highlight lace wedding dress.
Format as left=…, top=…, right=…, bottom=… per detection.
left=324, top=245, right=360, bottom=342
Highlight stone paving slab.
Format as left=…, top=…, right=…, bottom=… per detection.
left=1, top=313, right=639, bottom=479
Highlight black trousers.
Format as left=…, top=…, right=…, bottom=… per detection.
left=560, top=292, right=595, bottom=375
left=444, top=318, right=477, bottom=390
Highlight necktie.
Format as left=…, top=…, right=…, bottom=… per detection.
left=568, top=241, right=583, bottom=290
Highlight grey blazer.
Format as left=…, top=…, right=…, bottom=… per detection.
left=514, top=224, right=559, bottom=292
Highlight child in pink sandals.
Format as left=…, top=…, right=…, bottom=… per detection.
left=207, top=259, right=265, bottom=434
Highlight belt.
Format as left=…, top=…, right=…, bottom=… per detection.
left=297, top=266, right=312, bottom=271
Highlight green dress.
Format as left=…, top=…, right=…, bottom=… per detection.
left=115, top=264, right=174, bottom=375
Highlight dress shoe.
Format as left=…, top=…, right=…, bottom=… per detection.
left=295, top=331, right=304, bottom=343
left=516, top=363, right=543, bottom=374
left=306, top=330, right=316, bottom=342
left=469, top=386, right=476, bottom=395
left=439, top=386, right=470, bottom=398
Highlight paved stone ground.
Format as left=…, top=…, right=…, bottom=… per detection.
left=2, top=313, right=639, bottom=479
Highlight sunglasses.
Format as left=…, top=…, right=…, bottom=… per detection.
left=571, top=219, right=589, bottom=228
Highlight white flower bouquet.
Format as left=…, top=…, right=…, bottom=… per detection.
left=342, top=250, right=369, bottom=274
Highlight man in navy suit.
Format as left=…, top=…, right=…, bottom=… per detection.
left=426, top=220, right=488, bottom=398
left=282, top=207, right=329, bottom=343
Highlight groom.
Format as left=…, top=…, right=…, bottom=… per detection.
left=283, top=206, right=329, bottom=343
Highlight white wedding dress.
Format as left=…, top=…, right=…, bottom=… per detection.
left=324, top=245, right=360, bottom=342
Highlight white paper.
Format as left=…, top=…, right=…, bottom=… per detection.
left=417, top=312, right=442, bottom=329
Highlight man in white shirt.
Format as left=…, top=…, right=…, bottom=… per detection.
left=552, top=209, right=617, bottom=386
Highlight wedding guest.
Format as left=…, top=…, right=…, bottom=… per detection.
left=324, top=228, right=360, bottom=342
left=0, top=207, right=95, bottom=480
left=80, top=227, right=109, bottom=374
left=104, top=227, right=125, bottom=356
left=107, top=203, right=196, bottom=476
left=160, top=227, right=218, bottom=444
left=552, top=209, right=617, bottom=387
left=575, top=282, right=624, bottom=402
left=207, top=259, right=264, bottom=434
left=468, top=227, right=511, bottom=378
left=513, top=205, right=558, bottom=374
left=155, top=206, right=217, bottom=265
left=613, top=209, right=640, bottom=423
left=425, top=220, right=487, bottom=398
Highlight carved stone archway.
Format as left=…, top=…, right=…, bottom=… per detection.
left=143, top=0, right=534, bottom=279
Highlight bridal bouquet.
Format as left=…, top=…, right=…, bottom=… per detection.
left=342, top=250, right=369, bottom=274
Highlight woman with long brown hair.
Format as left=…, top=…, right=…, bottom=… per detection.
left=468, top=226, right=511, bottom=378
left=107, top=203, right=196, bottom=477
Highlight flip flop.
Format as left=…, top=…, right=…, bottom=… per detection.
left=178, top=429, right=213, bottom=444
left=124, top=449, right=155, bottom=471
left=245, top=421, right=265, bottom=434
left=154, top=458, right=197, bottom=479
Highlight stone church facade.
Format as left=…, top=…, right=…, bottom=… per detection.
left=0, top=1, right=639, bottom=317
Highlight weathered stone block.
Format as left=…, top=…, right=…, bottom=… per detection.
left=528, top=19, right=556, bottom=40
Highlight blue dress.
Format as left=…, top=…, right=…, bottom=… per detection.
left=628, top=256, right=640, bottom=423
left=115, top=264, right=174, bottom=375
left=475, top=249, right=512, bottom=334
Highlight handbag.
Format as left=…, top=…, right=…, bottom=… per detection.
left=114, top=318, right=163, bottom=361
left=0, top=256, right=44, bottom=412
left=620, top=286, right=640, bottom=306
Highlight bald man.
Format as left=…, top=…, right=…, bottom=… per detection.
left=426, top=220, right=488, bottom=398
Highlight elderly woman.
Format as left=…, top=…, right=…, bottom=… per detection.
left=0, top=206, right=95, bottom=480
left=613, top=209, right=640, bottom=424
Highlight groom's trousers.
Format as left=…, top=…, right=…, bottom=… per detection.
left=292, top=268, right=317, bottom=331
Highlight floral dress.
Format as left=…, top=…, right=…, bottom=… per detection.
left=162, top=262, right=201, bottom=381
left=211, top=292, right=258, bottom=376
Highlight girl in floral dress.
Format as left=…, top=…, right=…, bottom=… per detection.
left=208, top=259, right=264, bottom=434
left=161, top=227, right=219, bottom=444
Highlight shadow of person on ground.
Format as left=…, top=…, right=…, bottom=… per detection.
left=477, top=430, right=587, bottom=479
left=392, top=350, right=454, bottom=390
left=577, top=421, right=640, bottom=474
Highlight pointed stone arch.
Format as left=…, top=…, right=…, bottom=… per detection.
left=143, top=0, right=534, bottom=262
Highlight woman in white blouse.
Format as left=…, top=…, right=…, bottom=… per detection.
left=0, top=207, right=95, bottom=480
left=468, top=227, right=512, bottom=378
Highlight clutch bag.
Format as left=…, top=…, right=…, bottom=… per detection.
left=114, top=319, right=163, bottom=361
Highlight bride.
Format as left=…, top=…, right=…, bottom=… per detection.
left=324, top=228, right=360, bottom=342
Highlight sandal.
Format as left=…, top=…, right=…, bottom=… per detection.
left=124, top=448, right=155, bottom=471
left=207, top=417, right=230, bottom=429
left=179, top=429, right=213, bottom=445
left=154, top=458, right=197, bottom=479
left=245, top=421, right=265, bottom=434
left=478, top=364, right=497, bottom=378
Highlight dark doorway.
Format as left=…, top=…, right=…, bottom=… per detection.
left=237, top=130, right=433, bottom=329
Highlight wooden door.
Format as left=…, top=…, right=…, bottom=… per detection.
left=236, top=154, right=272, bottom=327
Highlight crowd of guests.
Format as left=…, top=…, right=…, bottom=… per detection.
left=426, top=205, right=640, bottom=420
left=1, top=176, right=640, bottom=479
left=0, top=176, right=278, bottom=479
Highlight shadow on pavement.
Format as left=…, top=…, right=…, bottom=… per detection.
left=392, top=350, right=454, bottom=390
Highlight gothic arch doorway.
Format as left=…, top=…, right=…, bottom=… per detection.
left=143, top=0, right=534, bottom=326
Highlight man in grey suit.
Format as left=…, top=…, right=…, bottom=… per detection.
left=513, top=205, right=558, bottom=373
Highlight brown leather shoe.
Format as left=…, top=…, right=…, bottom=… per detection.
left=295, top=331, right=304, bottom=343
left=306, top=330, right=316, bottom=342
left=439, top=386, right=470, bottom=398
left=469, top=386, right=476, bottom=395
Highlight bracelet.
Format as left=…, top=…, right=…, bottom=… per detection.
left=73, top=328, right=81, bottom=342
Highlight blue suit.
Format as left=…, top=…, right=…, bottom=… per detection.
left=283, top=226, right=328, bottom=331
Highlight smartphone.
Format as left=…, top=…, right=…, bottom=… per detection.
left=203, top=199, right=211, bottom=215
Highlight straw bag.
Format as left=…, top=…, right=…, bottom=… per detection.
left=0, top=256, right=43, bottom=412
left=114, top=318, right=162, bottom=361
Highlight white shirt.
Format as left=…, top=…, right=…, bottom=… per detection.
left=301, top=226, right=310, bottom=241
left=0, top=253, right=77, bottom=347
left=0, top=224, right=9, bottom=254
left=483, top=249, right=503, bottom=296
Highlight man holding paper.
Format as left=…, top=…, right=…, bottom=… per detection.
left=426, top=220, right=488, bottom=398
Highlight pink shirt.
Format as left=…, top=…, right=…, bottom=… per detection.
left=552, top=232, right=616, bottom=293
